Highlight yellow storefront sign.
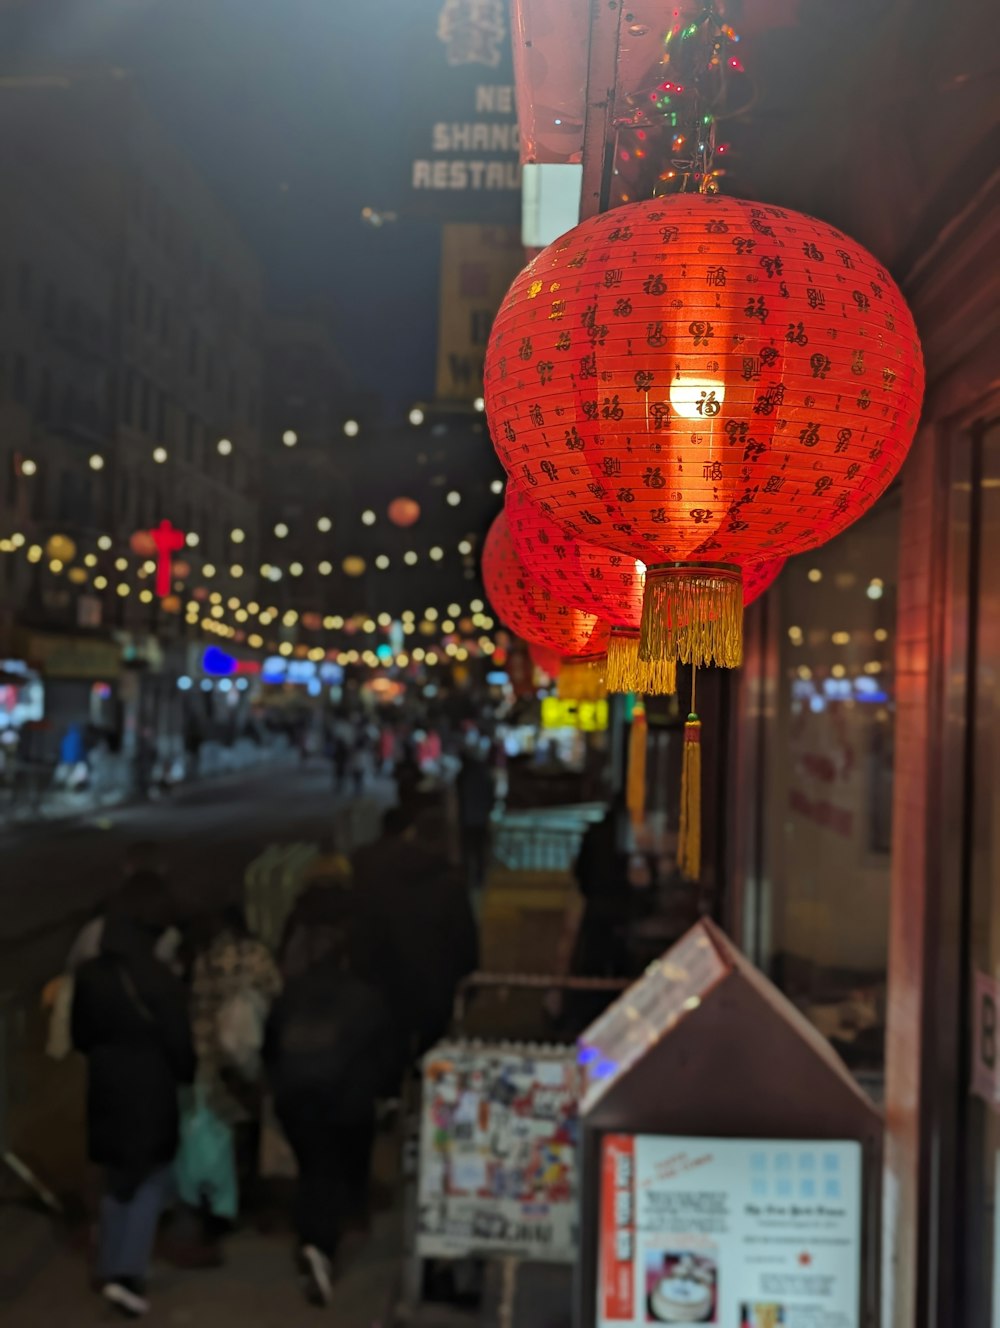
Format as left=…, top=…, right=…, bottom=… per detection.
left=541, top=697, right=609, bottom=732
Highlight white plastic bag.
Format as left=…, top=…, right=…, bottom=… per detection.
left=216, top=986, right=267, bottom=1079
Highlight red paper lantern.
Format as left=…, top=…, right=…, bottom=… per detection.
left=130, top=530, right=157, bottom=558
left=484, top=194, right=923, bottom=668
left=528, top=641, right=563, bottom=679
left=482, top=510, right=610, bottom=664
left=388, top=497, right=421, bottom=528
left=505, top=481, right=785, bottom=692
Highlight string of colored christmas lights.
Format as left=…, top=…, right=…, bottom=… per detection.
left=615, top=2, right=752, bottom=197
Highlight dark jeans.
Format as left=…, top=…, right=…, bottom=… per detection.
left=278, top=1096, right=375, bottom=1258
left=99, top=1165, right=171, bottom=1283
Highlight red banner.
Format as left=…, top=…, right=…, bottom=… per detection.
left=600, top=1133, right=635, bottom=1321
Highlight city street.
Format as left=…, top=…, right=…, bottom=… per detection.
left=0, top=760, right=370, bottom=994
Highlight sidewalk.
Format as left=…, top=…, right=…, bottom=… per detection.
left=1, top=1205, right=405, bottom=1327
left=0, top=737, right=297, bottom=833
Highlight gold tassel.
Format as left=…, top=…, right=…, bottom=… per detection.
left=556, top=654, right=607, bottom=701
left=626, top=699, right=647, bottom=830
left=677, top=673, right=702, bottom=881
left=639, top=563, right=743, bottom=669
left=606, top=628, right=678, bottom=695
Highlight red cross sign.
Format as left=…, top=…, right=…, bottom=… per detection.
left=150, top=520, right=185, bottom=597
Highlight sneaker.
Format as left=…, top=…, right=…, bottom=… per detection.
left=302, top=1244, right=334, bottom=1307
left=102, top=1282, right=150, bottom=1318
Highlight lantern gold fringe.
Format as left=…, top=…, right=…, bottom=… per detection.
left=678, top=711, right=702, bottom=881
left=626, top=700, right=647, bottom=829
left=556, top=655, right=607, bottom=702
left=606, top=629, right=678, bottom=695
left=639, top=565, right=744, bottom=670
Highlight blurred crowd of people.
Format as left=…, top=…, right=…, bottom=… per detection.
left=49, top=783, right=480, bottom=1316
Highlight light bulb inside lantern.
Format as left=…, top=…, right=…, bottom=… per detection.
left=668, top=377, right=726, bottom=420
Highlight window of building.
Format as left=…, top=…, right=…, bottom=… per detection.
left=16, top=261, right=31, bottom=312
left=12, top=353, right=27, bottom=404
left=959, top=418, right=1000, bottom=1322
left=155, top=391, right=166, bottom=442
left=204, top=349, right=215, bottom=392
left=122, top=369, right=136, bottom=425
left=37, top=367, right=51, bottom=420
left=746, top=493, right=900, bottom=1088
left=125, top=267, right=138, bottom=323
left=139, top=377, right=151, bottom=434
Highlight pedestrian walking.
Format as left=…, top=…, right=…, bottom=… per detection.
left=454, top=747, right=495, bottom=891
left=265, top=924, right=397, bottom=1306
left=72, top=908, right=195, bottom=1317
left=170, top=907, right=281, bottom=1261
left=48, top=844, right=179, bottom=1061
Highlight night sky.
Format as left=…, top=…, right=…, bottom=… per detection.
left=0, top=0, right=446, bottom=413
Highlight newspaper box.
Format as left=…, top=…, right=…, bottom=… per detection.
left=416, top=1039, right=579, bottom=1264
left=577, top=919, right=881, bottom=1328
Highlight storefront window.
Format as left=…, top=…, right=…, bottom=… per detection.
left=962, top=419, right=1000, bottom=1323
left=758, top=493, right=900, bottom=1085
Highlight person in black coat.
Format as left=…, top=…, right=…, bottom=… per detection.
left=72, top=912, right=195, bottom=1318
left=265, top=924, right=397, bottom=1306
left=350, top=807, right=478, bottom=1055
left=455, top=748, right=495, bottom=890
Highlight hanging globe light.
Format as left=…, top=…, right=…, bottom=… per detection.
left=388, top=497, right=421, bottom=528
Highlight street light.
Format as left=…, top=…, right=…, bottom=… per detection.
left=343, top=420, right=360, bottom=437
left=408, top=407, right=425, bottom=427
left=217, top=438, right=233, bottom=455
left=282, top=429, right=298, bottom=447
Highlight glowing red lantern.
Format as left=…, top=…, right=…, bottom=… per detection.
left=482, top=511, right=609, bottom=675
left=130, top=530, right=157, bottom=558
left=485, top=194, right=923, bottom=668
left=505, top=482, right=785, bottom=692
left=528, top=642, right=563, bottom=679
left=388, top=497, right=421, bottom=528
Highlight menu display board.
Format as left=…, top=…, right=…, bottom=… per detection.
left=599, top=1134, right=862, bottom=1327
left=418, top=1042, right=578, bottom=1262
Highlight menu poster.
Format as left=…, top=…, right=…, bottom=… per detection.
left=417, top=1044, right=578, bottom=1262
left=599, top=1135, right=862, bottom=1327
